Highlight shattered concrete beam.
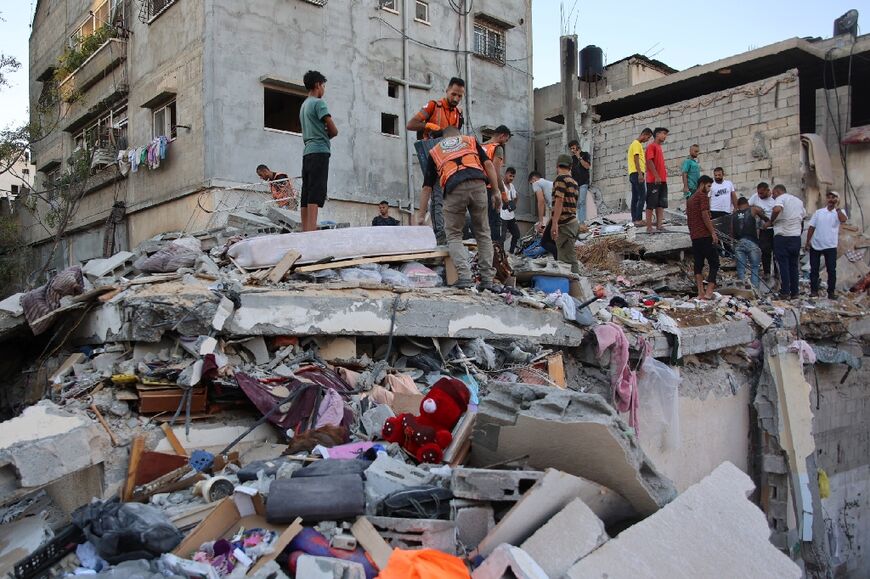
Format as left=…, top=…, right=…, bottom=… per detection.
left=75, top=281, right=586, bottom=346
left=648, top=319, right=757, bottom=357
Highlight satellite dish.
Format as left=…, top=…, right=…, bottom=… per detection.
left=834, top=9, right=859, bottom=37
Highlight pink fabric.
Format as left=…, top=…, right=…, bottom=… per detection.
left=594, top=322, right=639, bottom=432
left=384, top=374, right=422, bottom=395
left=316, top=388, right=346, bottom=428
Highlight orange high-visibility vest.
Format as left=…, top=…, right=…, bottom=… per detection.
left=483, top=142, right=509, bottom=201
left=419, top=99, right=464, bottom=139
left=429, top=135, right=484, bottom=190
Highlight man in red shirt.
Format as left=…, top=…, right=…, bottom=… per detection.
left=644, top=127, right=669, bottom=233
left=686, top=175, right=719, bottom=299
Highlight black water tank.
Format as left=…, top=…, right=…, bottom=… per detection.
left=579, top=45, right=604, bottom=81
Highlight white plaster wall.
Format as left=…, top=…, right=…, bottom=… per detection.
left=822, top=465, right=870, bottom=577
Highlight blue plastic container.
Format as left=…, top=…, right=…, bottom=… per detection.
left=532, top=275, right=570, bottom=294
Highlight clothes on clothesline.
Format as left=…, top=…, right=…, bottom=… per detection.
left=121, top=136, right=170, bottom=173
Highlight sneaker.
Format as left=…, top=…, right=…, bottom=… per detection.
left=454, top=278, right=474, bottom=289
left=477, top=281, right=505, bottom=294
left=809, top=291, right=819, bottom=298
left=828, top=292, right=836, bottom=300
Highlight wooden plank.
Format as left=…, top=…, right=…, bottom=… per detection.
left=444, top=255, right=459, bottom=285
left=351, top=516, right=394, bottom=570
left=49, top=353, right=85, bottom=383
left=161, top=423, right=189, bottom=456
left=295, top=250, right=449, bottom=273
left=267, top=250, right=301, bottom=284
left=546, top=353, right=567, bottom=389
left=90, top=404, right=119, bottom=446
left=124, top=436, right=146, bottom=502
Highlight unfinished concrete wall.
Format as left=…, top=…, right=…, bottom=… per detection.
left=204, top=0, right=534, bottom=225
left=589, top=69, right=802, bottom=211
left=812, top=344, right=870, bottom=577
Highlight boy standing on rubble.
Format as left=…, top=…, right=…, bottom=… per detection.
left=300, top=70, right=338, bottom=232
left=551, top=155, right=581, bottom=274
left=687, top=175, right=719, bottom=299
left=644, top=128, right=669, bottom=233
left=416, top=127, right=502, bottom=292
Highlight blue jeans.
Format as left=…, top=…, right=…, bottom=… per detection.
left=629, top=173, right=646, bottom=222
left=773, top=235, right=801, bottom=297
left=577, top=184, right=589, bottom=222
left=734, top=238, right=762, bottom=288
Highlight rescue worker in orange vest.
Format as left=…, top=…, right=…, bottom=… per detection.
left=416, top=127, right=502, bottom=292
left=482, top=125, right=511, bottom=242
left=407, top=78, right=466, bottom=246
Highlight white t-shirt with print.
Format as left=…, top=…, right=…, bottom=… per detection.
left=709, top=179, right=736, bottom=213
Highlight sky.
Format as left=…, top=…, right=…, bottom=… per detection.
left=0, top=1, right=866, bottom=131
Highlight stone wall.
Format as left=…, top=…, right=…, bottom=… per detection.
left=588, top=69, right=803, bottom=211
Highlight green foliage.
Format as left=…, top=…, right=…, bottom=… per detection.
left=54, top=25, right=118, bottom=85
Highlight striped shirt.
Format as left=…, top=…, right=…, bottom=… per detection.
left=553, top=175, right=579, bottom=225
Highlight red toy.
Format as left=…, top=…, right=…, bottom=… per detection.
left=381, top=377, right=471, bottom=463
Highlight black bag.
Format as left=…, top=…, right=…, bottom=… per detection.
left=267, top=474, right=365, bottom=523
left=292, top=458, right=371, bottom=478
left=378, top=485, right=453, bottom=519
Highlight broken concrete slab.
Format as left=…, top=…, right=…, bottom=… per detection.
left=82, top=251, right=134, bottom=280
left=520, top=498, right=608, bottom=578
left=364, top=454, right=434, bottom=512
left=0, top=401, right=110, bottom=491
left=474, top=469, right=633, bottom=558
left=240, top=336, right=270, bottom=365
left=316, top=336, right=358, bottom=361
left=296, top=554, right=366, bottom=579
left=451, top=467, right=544, bottom=502
left=472, top=544, right=548, bottom=579
left=471, top=382, right=677, bottom=516
left=635, top=228, right=693, bottom=255
left=0, top=293, right=23, bottom=317
left=367, top=516, right=457, bottom=554
left=455, top=503, right=495, bottom=549
left=565, top=462, right=802, bottom=578
left=648, top=319, right=756, bottom=357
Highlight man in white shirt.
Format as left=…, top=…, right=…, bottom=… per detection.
left=500, top=167, right=521, bottom=254
left=805, top=190, right=847, bottom=299
left=528, top=171, right=556, bottom=258
left=764, top=184, right=806, bottom=299
left=748, top=182, right=776, bottom=279
left=709, top=167, right=737, bottom=219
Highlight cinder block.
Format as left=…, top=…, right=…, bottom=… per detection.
left=367, top=516, right=457, bottom=555
left=451, top=468, right=545, bottom=502
left=364, top=454, right=434, bottom=513
left=472, top=544, right=548, bottom=579
left=296, top=555, right=366, bottom=579
left=455, top=504, right=495, bottom=549
left=520, top=498, right=608, bottom=578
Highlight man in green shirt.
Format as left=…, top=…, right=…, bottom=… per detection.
left=680, top=144, right=700, bottom=199
left=300, top=70, right=338, bottom=232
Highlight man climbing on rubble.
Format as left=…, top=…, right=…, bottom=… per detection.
left=687, top=175, right=719, bottom=299
left=680, top=144, right=701, bottom=199
left=415, top=127, right=502, bottom=292
left=749, top=182, right=776, bottom=283
left=372, top=200, right=400, bottom=226
left=627, top=128, right=652, bottom=225
left=256, top=164, right=294, bottom=209
left=529, top=171, right=557, bottom=258
left=300, top=70, right=338, bottom=232
left=644, top=127, right=669, bottom=233
left=551, top=154, right=581, bottom=274
left=806, top=190, right=847, bottom=299
left=407, top=77, right=467, bottom=245
left=764, top=184, right=806, bottom=300
left=482, top=125, right=511, bottom=244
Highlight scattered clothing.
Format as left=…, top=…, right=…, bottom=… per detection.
left=789, top=340, right=817, bottom=365
left=21, top=266, right=85, bottom=335
left=593, top=322, right=640, bottom=432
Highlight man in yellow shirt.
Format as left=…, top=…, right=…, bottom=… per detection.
left=627, top=128, right=653, bottom=226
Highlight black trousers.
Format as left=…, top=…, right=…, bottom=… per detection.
left=810, top=247, right=837, bottom=296
left=758, top=229, right=774, bottom=276
left=501, top=218, right=521, bottom=253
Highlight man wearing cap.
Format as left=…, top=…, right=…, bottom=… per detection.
left=483, top=125, right=511, bottom=242
left=416, top=127, right=502, bottom=292
left=372, top=200, right=400, bottom=226
left=806, top=190, right=847, bottom=299
left=552, top=154, right=581, bottom=274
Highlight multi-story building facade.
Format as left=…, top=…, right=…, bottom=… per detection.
left=27, top=0, right=533, bottom=270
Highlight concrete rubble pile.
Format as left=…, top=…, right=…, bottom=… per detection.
left=0, top=206, right=867, bottom=578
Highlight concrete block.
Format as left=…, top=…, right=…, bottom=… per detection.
left=315, top=336, right=357, bottom=361
left=451, top=468, right=544, bottom=502
left=471, top=383, right=676, bottom=519
left=762, top=453, right=788, bottom=474
left=367, top=516, right=457, bottom=554
left=82, top=251, right=134, bottom=280
left=565, top=462, right=802, bottom=579
left=240, top=336, right=270, bottom=365
left=455, top=505, right=495, bottom=549
left=0, top=401, right=110, bottom=489
left=364, top=453, right=434, bottom=511
left=474, top=469, right=633, bottom=558
left=296, top=555, right=366, bottom=579
left=360, top=404, right=395, bottom=439
left=472, top=544, right=548, bottom=579
left=520, top=498, right=608, bottom=577
left=0, top=293, right=24, bottom=317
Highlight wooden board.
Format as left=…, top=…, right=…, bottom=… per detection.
left=161, top=423, right=188, bottom=456
left=124, top=436, right=145, bottom=501
left=295, top=250, right=449, bottom=273
left=267, top=250, right=301, bottom=284
left=135, top=451, right=190, bottom=486
left=546, top=353, right=567, bottom=389
left=351, top=516, right=394, bottom=570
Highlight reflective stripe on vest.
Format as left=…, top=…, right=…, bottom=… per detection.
left=423, top=99, right=463, bottom=139
left=429, top=135, right=484, bottom=190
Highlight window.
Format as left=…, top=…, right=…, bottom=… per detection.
left=388, top=82, right=399, bottom=98
left=22, top=169, right=30, bottom=176
left=153, top=100, right=177, bottom=139
left=10, top=185, right=18, bottom=195
left=380, top=0, right=398, bottom=13
left=415, top=1, right=429, bottom=24
left=381, top=113, right=399, bottom=136
left=69, top=0, right=110, bottom=48
left=75, top=105, right=128, bottom=151
left=299, top=0, right=328, bottom=5
left=146, top=0, right=178, bottom=21
left=264, top=87, right=306, bottom=133
left=474, top=22, right=506, bottom=64
left=851, top=67, right=870, bottom=128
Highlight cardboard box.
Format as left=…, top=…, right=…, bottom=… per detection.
left=173, top=487, right=302, bottom=576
